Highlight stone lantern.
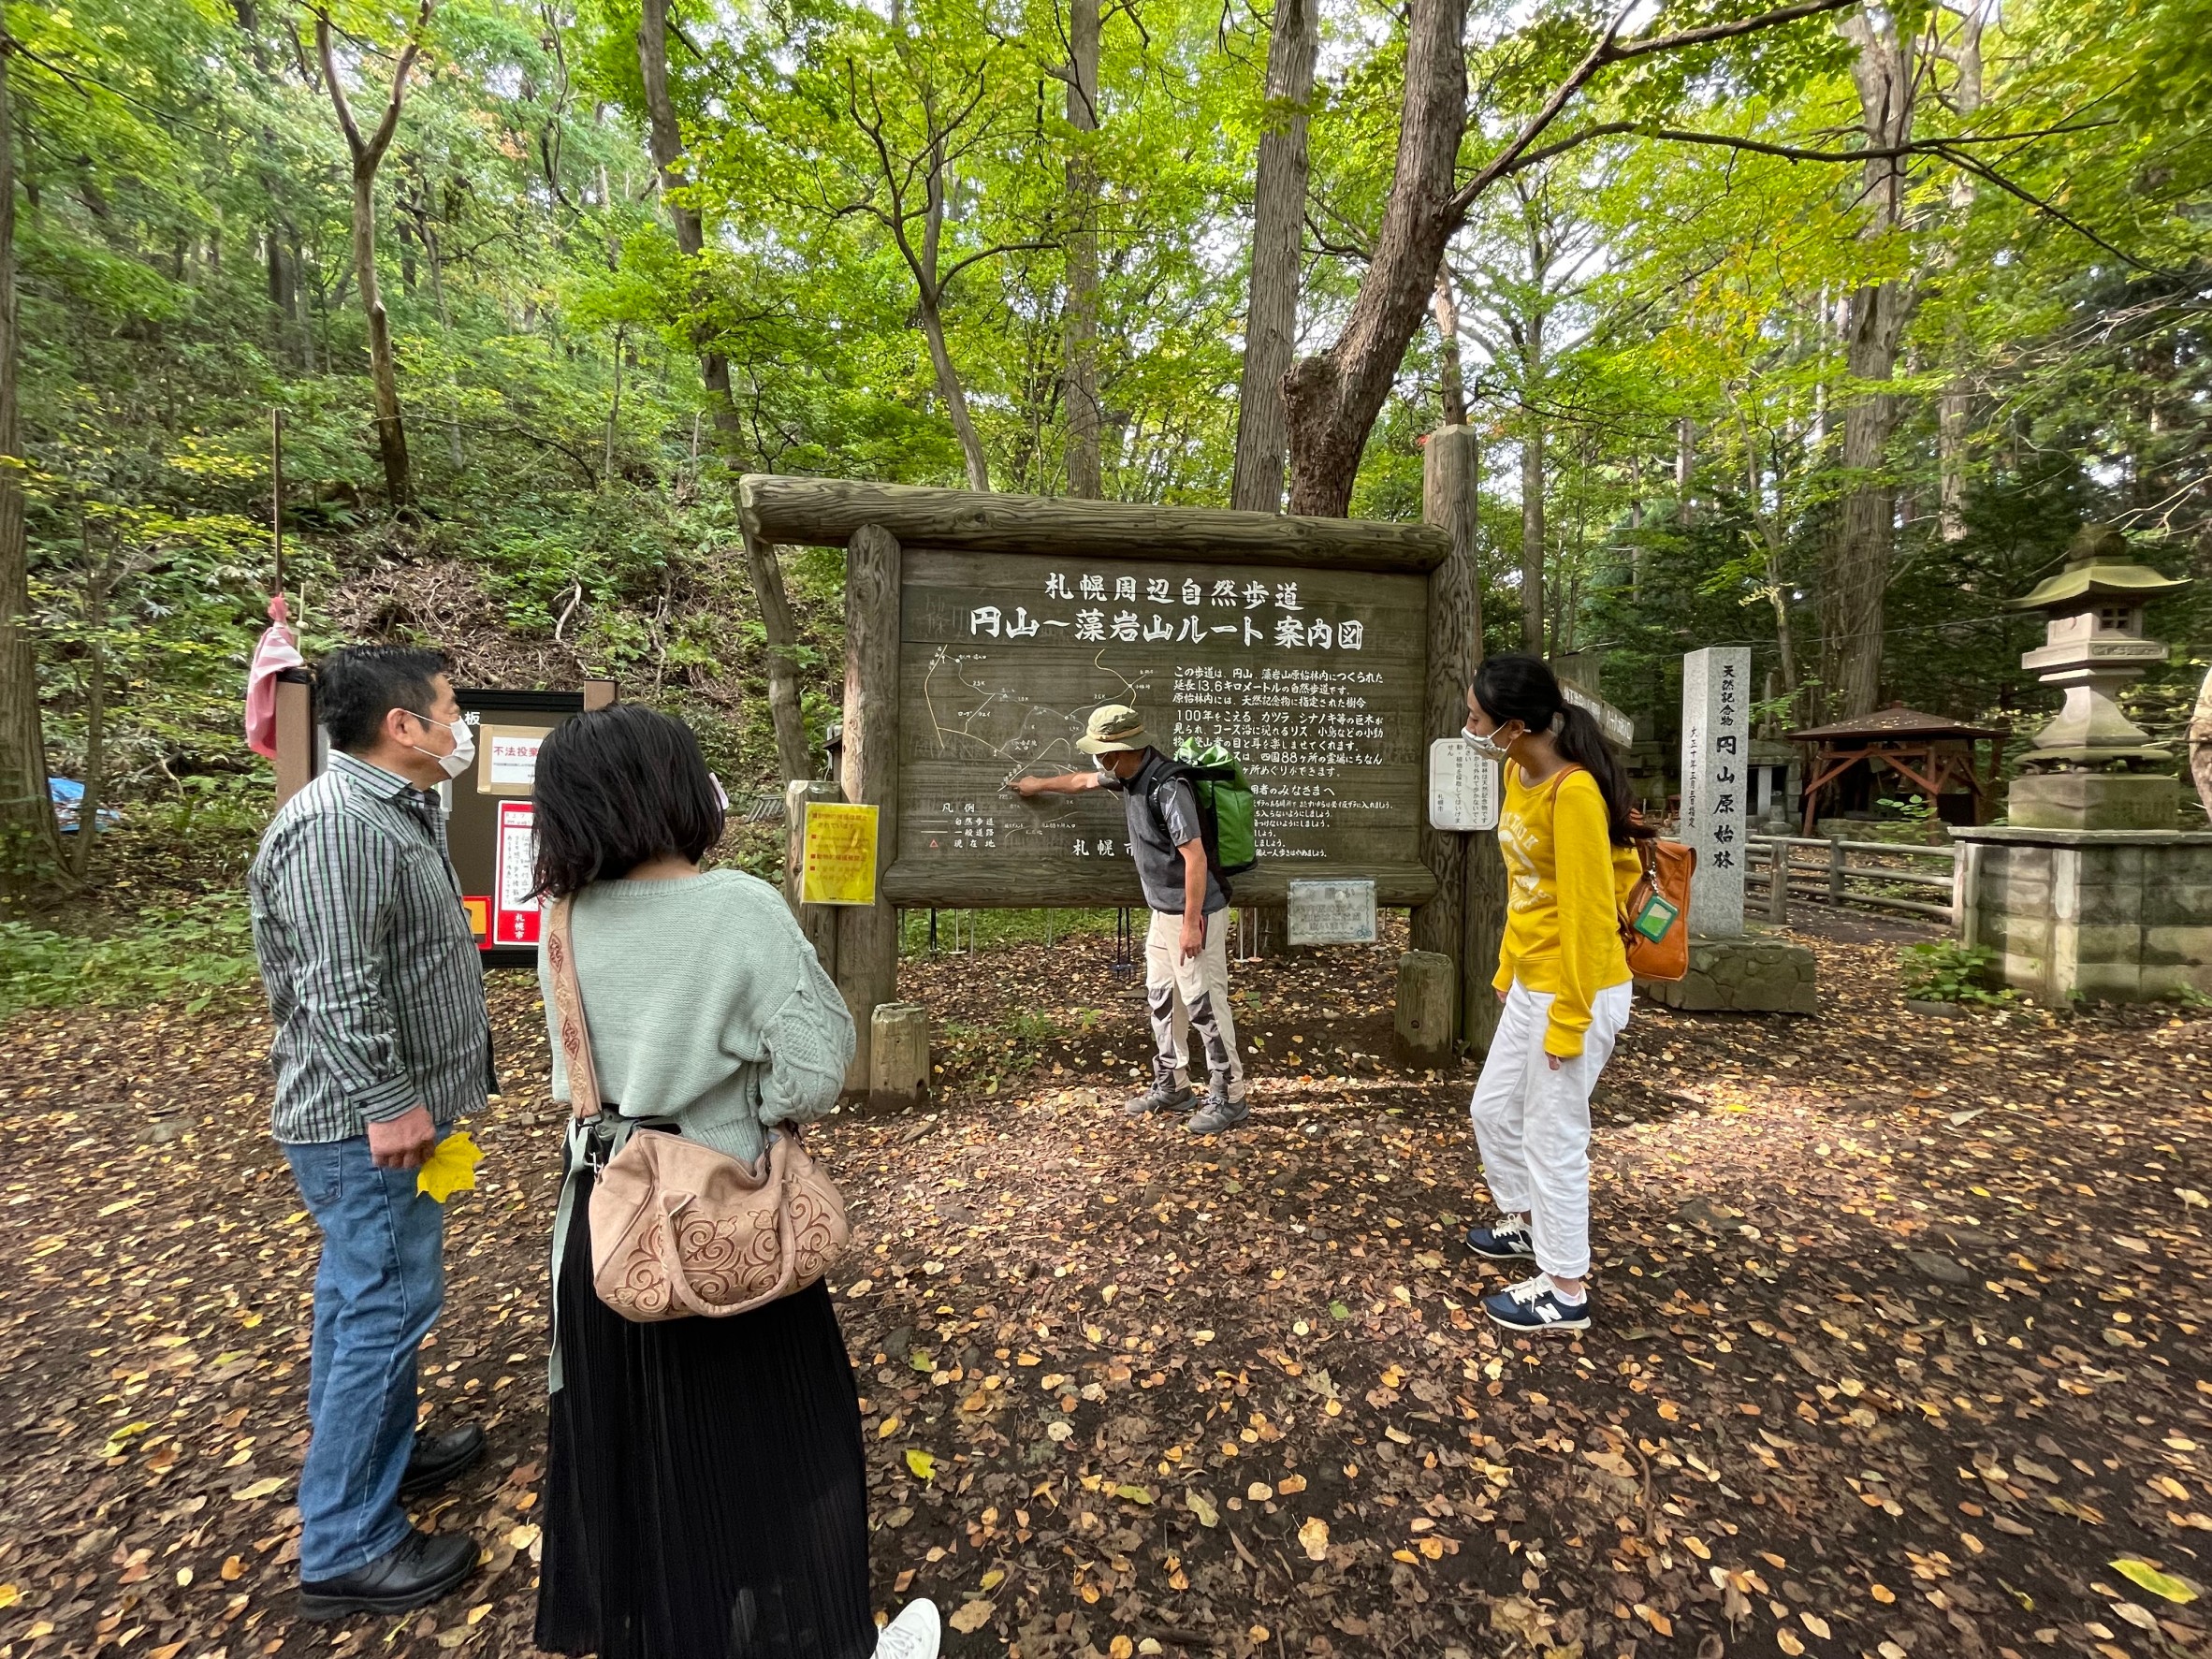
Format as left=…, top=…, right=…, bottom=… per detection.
left=2003, top=522, right=2190, bottom=831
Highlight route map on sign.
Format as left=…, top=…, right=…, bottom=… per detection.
left=896, top=549, right=1425, bottom=901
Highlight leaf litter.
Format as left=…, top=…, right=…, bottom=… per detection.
left=1, top=911, right=2208, bottom=1656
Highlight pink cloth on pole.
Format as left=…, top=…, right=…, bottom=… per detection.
left=246, top=594, right=304, bottom=759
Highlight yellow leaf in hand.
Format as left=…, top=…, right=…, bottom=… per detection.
left=416, top=1130, right=484, bottom=1203
left=905, top=1448, right=938, bottom=1481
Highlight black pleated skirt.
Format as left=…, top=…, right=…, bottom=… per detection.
left=536, top=1165, right=875, bottom=1659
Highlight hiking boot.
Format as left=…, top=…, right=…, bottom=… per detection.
left=1123, top=1079, right=1194, bottom=1116
left=1483, top=1273, right=1591, bottom=1334
left=297, top=1528, right=477, bottom=1622
left=1186, top=1090, right=1249, bottom=1135
left=1463, top=1215, right=1535, bottom=1262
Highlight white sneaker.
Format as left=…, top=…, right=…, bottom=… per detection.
left=875, top=1598, right=942, bottom=1659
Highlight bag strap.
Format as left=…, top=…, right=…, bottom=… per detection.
left=546, top=896, right=604, bottom=1125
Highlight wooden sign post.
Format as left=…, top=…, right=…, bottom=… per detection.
left=746, top=476, right=1454, bottom=1088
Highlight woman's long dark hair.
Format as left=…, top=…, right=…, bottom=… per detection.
left=1471, top=654, right=1651, bottom=846
left=530, top=705, right=727, bottom=898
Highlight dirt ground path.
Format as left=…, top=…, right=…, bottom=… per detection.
left=4, top=919, right=2209, bottom=1659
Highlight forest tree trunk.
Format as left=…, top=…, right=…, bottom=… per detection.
left=351, top=169, right=411, bottom=504
left=639, top=0, right=814, bottom=782
left=1431, top=260, right=1467, bottom=426
left=1062, top=0, right=1102, bottom=499
left=1229, top=0, right=1318, bottom=513
left=1281, top=0, right=1465, bottom=517
left=1820, top=2, right=1915, bottom=720
left=1936, top=0, right=1986, bottom=543
left=1520, top=413, right=1545, bottom=655
left=315, top=6, right=429, bottom=512
left=0, top=28, right=65, bottom=895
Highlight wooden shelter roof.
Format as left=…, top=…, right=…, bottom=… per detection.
left=1785, top=704, right=2004, bottom=743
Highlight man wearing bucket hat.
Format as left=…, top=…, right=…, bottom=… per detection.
left=1013, top=705, right=1249, bottom=1133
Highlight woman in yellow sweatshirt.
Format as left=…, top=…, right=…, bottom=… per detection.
left=1460, top=655, right=1651, bottom=1334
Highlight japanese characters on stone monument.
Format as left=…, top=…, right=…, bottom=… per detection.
left=1679, top=646, right=1750, bottom=938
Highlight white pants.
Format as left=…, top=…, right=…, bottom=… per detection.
left=1144, top=910, right=1245, bottom=1100
left=1468, top=978, right=1632, bottom=1280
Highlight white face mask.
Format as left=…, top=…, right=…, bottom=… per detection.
left=709, top=772, right=731, bottom=814
left=1462, top=723, right=1517, bottom=764
left=410, top=714, right=476, bottom=781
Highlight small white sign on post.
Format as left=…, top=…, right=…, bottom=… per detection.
left=1679, top=646, right=1751, bottom=938
left=1426, top=738, right=1500, bottom=831
left=1287, top=878, right=1378, bottom=946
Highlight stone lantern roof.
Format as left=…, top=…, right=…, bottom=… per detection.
left=2005, top=522, right=2190, bottom=612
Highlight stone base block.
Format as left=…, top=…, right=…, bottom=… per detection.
left=2008, top=771, right=2178, bottom=831
left=1637, top=933, right=1818, bottom=1013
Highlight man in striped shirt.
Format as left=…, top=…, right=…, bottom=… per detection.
left=248, top=646, right=489, bottom=1619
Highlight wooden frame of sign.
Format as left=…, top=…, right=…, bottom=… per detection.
left=746, top=446, right=1504, bottom=1083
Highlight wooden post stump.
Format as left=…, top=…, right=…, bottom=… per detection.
left=1766, top=843, right=1790, bottom=924
left=1395, top=950, right=1456, bottom=1070
left=868, top=1002, right=930, bottom=1112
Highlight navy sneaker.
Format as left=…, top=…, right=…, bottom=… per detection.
left=1464, top=1215, right=1535, bottom=1262
left=1483, top=1273, right=1592, bottom=1333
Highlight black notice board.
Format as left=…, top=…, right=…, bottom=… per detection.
left=449, top=688, right=585, bottom=969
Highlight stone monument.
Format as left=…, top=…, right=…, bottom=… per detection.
left=1952, top=521, right=2212, bottom=1002
left=1638, top=646, right=1817, bottom=1014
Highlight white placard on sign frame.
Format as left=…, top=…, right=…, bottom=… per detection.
left=1287, top=878, right=1378, bottom=946
left=1426, top=738, right=1500, bottom=832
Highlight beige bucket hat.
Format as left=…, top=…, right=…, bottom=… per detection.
left=1075, top=704, right=1147, bottom=755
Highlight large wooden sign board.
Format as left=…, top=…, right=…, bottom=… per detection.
left=895, top=550, right=1428, bottom=905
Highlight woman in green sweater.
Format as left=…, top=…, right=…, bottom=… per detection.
left=529, top=706, right=938, bottom=1659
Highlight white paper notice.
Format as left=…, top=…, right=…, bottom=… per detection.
left=486, top=729, right=543, bottom=792
left=1427, top=737, right=1500, bottom=831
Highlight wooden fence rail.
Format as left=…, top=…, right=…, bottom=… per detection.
left=1746, top=835, right=1957, bottom=924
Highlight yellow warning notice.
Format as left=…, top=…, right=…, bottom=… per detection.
left=802, top=802, right=880, bottom=906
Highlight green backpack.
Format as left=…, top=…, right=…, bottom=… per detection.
left=1166, top=738, right=1259, bottom=877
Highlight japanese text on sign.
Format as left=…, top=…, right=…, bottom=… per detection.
left=803, top=802, right=880, bottom=906
left=491, top=800, right=542, bottom=946
left=966, top=575, right=1364, bottom=655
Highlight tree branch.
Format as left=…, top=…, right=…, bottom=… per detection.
left=1445, top=0, right=1860, bottom=219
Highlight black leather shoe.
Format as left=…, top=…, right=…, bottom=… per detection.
left=399, top=1424, right=486, bottom=1498
left=298, top=1527, right=478, bottom=1621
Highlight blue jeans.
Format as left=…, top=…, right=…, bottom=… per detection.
left=283, top=1135, right=447, bottom=1579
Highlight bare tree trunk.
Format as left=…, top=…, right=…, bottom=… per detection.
left=70, top=540, right=111, bottom=883
left=604, top=323, right=624, bottom=486
left=315, top=5, right=430, bottom=513
left=639, top=0, right=813, bottom=783
left=916, top=171, right=992, bottom=495
left=0, top=27, right=64, bottom=897
left=1431, top=260, right=1466, bottom=426
left=1820, top=2, right=1915, bottom=720
left=1674, top=416, right=1695, bottom=523
left=1062, top=0, right=1102, bottom=499
left=1936, top=0, right=1986, bottom=544
left=1520, top=403, right=1545, bottom=655
left=1281, top=0, right=1464, bottom=517
left=1230, top=0, right=1318, bottom=513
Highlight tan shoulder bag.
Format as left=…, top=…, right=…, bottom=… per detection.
left=546, top=896, right=849, bottom=1323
